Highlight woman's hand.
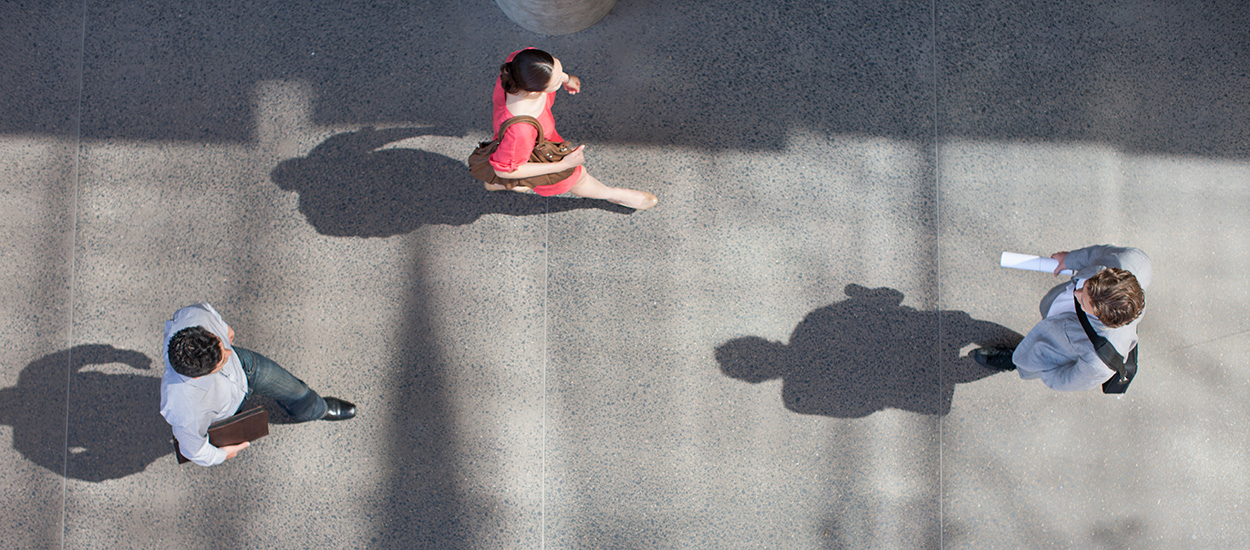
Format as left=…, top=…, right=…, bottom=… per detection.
left=561, top=145, right=586, bottom=167
left=564, top=75, right=582, bottom=94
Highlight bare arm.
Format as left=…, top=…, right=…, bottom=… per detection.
left=492, top=145, right=586, bottom=179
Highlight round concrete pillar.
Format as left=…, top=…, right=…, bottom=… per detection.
left=494, top=0, right=616, bottom=35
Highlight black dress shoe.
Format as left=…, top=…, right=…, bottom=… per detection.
left=972, top=347, right=1017, bottom=371
left=322, top=397, right=356, bottom=421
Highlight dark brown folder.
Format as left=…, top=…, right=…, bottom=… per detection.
left=174, top=406, right=270, bottom=464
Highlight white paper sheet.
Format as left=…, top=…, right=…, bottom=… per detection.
left=1000, top=252, right=1073, bottom=275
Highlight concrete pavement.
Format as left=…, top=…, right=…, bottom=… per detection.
left=1, top=1, right=1248, bottom=548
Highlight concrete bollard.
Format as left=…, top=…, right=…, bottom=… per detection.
left=494, top=0, right=616, bottom=35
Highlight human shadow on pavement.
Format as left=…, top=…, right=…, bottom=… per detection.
left=716, top=284, right=1022, bottom=417
left=0, top=345, right=169, bottom=482
left=271, top=127, right=629, bottom=238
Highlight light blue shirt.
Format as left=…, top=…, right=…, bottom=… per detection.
left=159, top=303, right=247, bottom=466
left=1013, top=245, right=1152, bottom=391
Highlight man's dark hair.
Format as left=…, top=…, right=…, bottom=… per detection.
left=1085, top=268, right=1145, bottom=328
left=168, top=326, right=222, bottom=378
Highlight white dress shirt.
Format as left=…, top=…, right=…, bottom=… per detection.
left=159, top=303, right=247, bottom=466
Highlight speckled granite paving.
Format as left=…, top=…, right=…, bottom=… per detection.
left=2, top=1, right=1248, bottom=548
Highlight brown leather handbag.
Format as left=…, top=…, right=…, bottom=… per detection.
left=468, top=115, right=576, bottom=189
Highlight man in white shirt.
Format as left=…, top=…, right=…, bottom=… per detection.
left=160, top=303, right=355, bottom=466
left=972, top=245, right=1152, bottom=391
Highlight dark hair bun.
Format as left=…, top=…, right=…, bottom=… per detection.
left=500, top=49, right=555, bottom=94
left=499, top=62, right=516, bottom=93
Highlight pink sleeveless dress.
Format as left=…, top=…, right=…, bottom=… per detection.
left=487, top=49, right=582, bottom=196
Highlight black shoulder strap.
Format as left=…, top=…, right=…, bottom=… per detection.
left=1074, top=295, right=1137, bottom=392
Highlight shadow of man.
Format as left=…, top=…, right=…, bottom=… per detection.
left=0, top=345, right=168, bottom=482
left=271, top=127, right=630, bottom=238
left=716, top=284, right=1022, bottom=417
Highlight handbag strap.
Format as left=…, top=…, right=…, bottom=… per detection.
left=494, top=115, right=546, bottom=144
left=1074, top=295, right=1133, bottom=383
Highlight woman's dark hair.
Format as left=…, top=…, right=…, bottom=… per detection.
left=499, top=49, right=556, bottom=94
left=168, top=326, right=223, bottom=378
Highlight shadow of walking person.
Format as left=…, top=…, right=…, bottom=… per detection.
left=0, top=345, right=169, bottom=482
left=271, top=127, right=630, bottom=238
left=716, top=284, right=1022, bottom=417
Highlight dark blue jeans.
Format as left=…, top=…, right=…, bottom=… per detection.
left=234, top=347, right=327, bottom=422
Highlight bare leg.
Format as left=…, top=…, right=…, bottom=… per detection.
left=567, top=169, right=658, bottom=210
left=484, top=182, right=535, bottom=193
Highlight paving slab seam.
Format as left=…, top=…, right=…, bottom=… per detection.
left=58, top=2, right=90, bottom=549
left=931, top=0, right=944, bottom=548
left=542, top=198, right=549, bottom=550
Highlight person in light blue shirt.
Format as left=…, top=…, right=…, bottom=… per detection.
left=160, top=303, right=356, bottom=466
left=973, top=245, right=1151, bottom=391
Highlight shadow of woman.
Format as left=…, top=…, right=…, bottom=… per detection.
left=0, top=345, right=169, bottom=482
left=715, top=284, right=1023, bottom=417
left=271, top=127, right=630, bottom=238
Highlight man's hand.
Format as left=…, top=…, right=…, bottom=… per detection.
left=222, top=441, right=250, bottom=460
left=1051, top=251, right=1069, bottom=276
left=228, top=326, right=235, bottom=344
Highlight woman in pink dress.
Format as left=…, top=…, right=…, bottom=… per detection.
left=486, top=48, right=658, bottom=210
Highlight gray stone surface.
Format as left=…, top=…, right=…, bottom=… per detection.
left=1, top=0, right=1248, bottom=549
left=0, top=2, right=82, bottom=549
left=494, top=0, right=616, bottom=36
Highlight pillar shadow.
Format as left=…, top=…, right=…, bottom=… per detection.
left=271, top=127, right=630, bottom=238
left=0, top=345, right=168, bottom=482
left=716, top=284, right=1022, bottom=417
